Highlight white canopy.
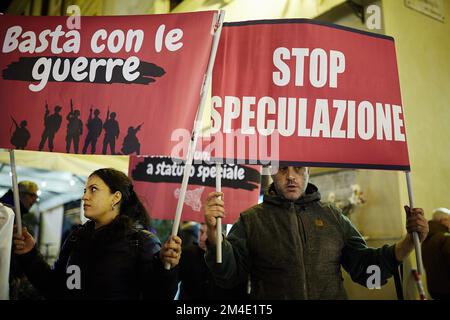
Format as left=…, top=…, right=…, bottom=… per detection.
left=0, top=149, right=129, bottom=211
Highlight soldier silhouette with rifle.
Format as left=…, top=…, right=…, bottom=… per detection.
left=65, top=99, right=83, bottom=154
left=102, top=108, right=120, bottom=155
left=82, top=107, right=103, bottom=154
left=38, top=101, right=62, bottom=152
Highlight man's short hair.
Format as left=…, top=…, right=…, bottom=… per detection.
left=432, top=207, right=450, bottom=221
left=18, top=181, right=38, bottom=195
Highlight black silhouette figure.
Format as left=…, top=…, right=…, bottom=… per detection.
left=82, top=107, right=103, bottom=154
left=102, top=109, right=120, bottom=155
left=10, top=117, right=30, bottom=150
left=38, top=101, right=62, bottom=152
left=121, top=123, right=143, bottom=155
left=65, top=99, right=83, bottom=154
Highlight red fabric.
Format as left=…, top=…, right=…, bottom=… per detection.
left=129, top=154, right=261, bottom=224
left=0, top=12, right=216, bottom=156
left=211, top=21, right=410, bottom=170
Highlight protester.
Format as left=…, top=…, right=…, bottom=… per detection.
left=0, top=203, right=15, bottom=300
left=13, top=168, right=181, bottom=300
left=204, top=166, right=428, bottom=299
left=179, top=221, right=200, bottom=249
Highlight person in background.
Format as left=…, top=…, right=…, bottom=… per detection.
left=178, top=223, right=248, bottom=300
left=13, top=168, right=182, bottom=300
left=0, top=181, right=39, bottom=218
left=422, top=208, right=450, bottom=300
left=179, top=221, right=200, bottom=249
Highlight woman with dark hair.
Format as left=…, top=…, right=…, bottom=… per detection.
left=12, top=168, right=182, bottom=300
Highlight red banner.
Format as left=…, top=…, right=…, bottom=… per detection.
left=0, top=12, right=217, bottom=155
left=211, top=20, right=410, bottom=170
left=129, top=155, right=261, bottom=224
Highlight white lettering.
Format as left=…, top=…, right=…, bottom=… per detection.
left=273, top=47, right=290, bottom=86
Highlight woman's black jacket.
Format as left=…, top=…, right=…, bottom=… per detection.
left=17, top=217, right=178, bottom=300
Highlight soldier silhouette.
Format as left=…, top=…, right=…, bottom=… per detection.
left=10, top=117, right=30, bottom=150
left=82, top=107, right=103, bottom=154
left=38, top=101, right=62, bottom=152
left=121, top=123, right=143, bottom=155
left=102, top=109, right=120, bottom=155
left=65, top=99, right=83, bottom=154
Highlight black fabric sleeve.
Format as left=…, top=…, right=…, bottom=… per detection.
left=205, top=217, right=250, bottom=289
left=16, top=245, right=68, bottom=299
left=337, top=212, right=400, bottom=287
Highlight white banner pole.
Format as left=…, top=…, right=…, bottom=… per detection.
left=164, top=10, right=225, bottom=270
left=405, top=171, right=424, bottom=275
left=215, top=162, right=222, bottom=263
left=9, top=149, right=22, bottom=236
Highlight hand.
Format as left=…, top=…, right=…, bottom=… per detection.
left=13, top=226, right=35, bottom=255
left=405, top=206, right=428, bottom=242
left=204, top=192, right=225, bottom=245
left=159, top=235, right=182, bottom=269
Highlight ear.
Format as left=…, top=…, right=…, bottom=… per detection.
left=112, top=191, right=122, bottom=207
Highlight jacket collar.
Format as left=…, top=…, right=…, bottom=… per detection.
left=78, top=215, right=135, bottom=243
left=263, top=183, right=321, bottom=208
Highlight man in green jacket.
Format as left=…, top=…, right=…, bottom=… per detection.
left=204, top=166, right=428, bottom=299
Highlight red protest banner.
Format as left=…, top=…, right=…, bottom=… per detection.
left=0, top=12, right=217, bottom=155
left=211, top=20, right=410, bottom=171
left=129, top=155, right=261, bottom=224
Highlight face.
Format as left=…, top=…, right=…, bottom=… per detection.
left=82, top=175, right=120, bottom=224
left=272, top=166, right=309, bottom=201
left=21, top=192, right=38, bottom=210
left=198, top=223, right=208, bottom=251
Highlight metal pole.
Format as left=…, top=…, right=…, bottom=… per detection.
left=405, top=171, right=424, bottom=275
left=215, top=162, right=222, bottom=263
left=164, top=10, right=225, bottom=270
left=9, top=150, right=22, bottom=236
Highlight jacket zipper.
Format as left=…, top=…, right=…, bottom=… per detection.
left=291, top=202, right=308, bottom=299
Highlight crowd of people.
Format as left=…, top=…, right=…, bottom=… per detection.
left=1, top=166, right=448, bottom=300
